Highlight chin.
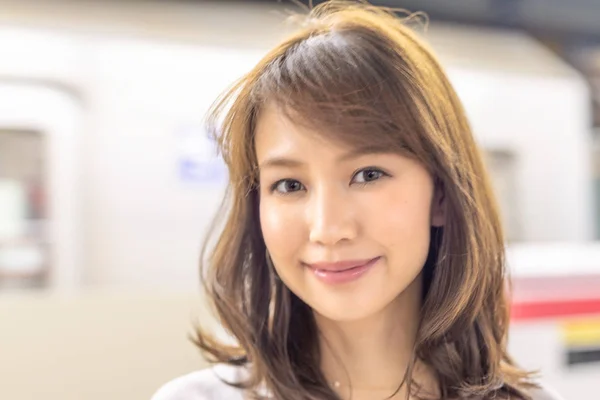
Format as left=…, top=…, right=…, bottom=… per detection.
left=302, top=278, right=422, bottom=324
left=310, top=298, right=388, bottom=323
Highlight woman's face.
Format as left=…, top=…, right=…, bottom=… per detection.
left=256, top=105, right=445, bottom=321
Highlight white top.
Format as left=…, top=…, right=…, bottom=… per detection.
left=151, top=365, right=564, bottom=400
left=151, top=365, right=248, bottom=400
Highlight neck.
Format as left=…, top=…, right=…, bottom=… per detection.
left=315, top=275, right=437, bottom=398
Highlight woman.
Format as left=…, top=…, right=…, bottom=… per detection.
left=153, top=2, right=563, bottom=399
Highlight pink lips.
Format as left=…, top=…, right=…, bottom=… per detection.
left=306, top=257, right=381, bottom=284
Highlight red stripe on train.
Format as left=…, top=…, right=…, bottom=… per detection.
left=511, top=298, right=600, bottom=321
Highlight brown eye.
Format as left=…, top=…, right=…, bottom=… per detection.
left=352, top=168, right=387, bottom=184
left=272, top=179, right=305, bottom=194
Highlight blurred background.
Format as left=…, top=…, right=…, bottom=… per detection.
left=0, top=0, right=599, bottom=399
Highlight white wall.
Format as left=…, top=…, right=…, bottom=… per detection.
left=0, top=0, right=593, bottom=290
left=450, top=68, right=593, bottom=241
left=82, top=39, right=265, bottom=288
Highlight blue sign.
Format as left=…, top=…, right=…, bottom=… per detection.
left=178, top=156, right=227, bottom=183
left=176, top=125, right=228, bottom=184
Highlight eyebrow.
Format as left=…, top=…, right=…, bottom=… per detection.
left=258, top=146, right=392, bottom=171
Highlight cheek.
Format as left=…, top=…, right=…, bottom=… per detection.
left=259, top=199, right=304, bottom=261
left=380, top=198, right=431, bottom=238
left=367, top=186, right=433, bottom=264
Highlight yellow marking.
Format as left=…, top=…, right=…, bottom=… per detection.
left=562, top=319, right=600, bottom=347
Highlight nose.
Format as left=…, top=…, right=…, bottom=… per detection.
left=307, top=184, right=358, bottom=246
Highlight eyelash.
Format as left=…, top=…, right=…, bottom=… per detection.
left=268, top=167, right=390, bottom=195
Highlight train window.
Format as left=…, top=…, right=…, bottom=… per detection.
left=483, top=149, right=522, bottom=242
left=0, top=130, right=49, bottom=289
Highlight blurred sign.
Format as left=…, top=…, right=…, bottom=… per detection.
left=175, top=125, right=227, bottom=184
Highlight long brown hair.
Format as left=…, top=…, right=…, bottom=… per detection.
left=193, top=1, right=536, bottom=399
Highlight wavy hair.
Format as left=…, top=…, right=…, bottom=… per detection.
left=192, top=1, right=536, bottom=399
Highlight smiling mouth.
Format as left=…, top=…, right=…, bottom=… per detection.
left=306, top=257, right=380, bottom=272
left=305, top=257, right=381, bottom=284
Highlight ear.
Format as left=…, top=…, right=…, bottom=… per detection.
left=430, top=182, right=446, bottom=227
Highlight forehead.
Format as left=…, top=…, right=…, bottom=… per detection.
left=254, top=103, right=392, bottom=160
left=255, top=104, right=333, bottom=149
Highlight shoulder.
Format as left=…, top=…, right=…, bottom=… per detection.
left=151, top=364, right=247, bottom=400
left=529, top=383, right=565, bottom=400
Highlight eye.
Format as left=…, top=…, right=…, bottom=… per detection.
left=271, top=179, right=305, bottom=194
left=352, top=167, right=389, bottom=185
